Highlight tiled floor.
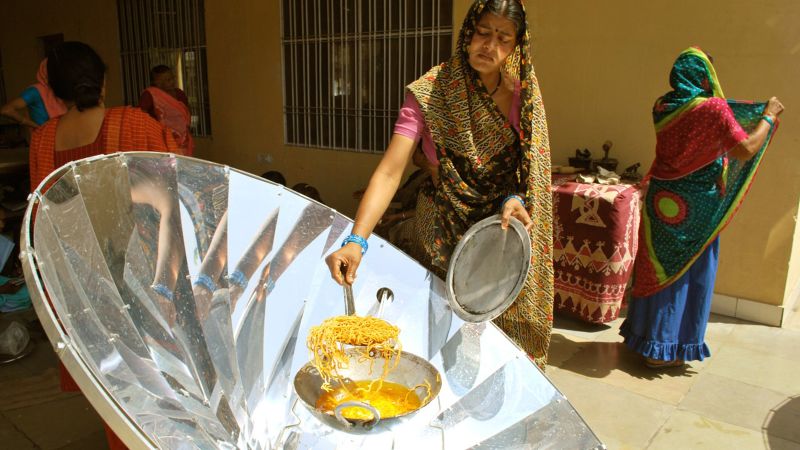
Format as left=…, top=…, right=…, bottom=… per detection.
left=0, top=311, right=108, bottom=449
left=548, top=311, right=800, bottom=450
left=1, top=309, right=798, bottom=449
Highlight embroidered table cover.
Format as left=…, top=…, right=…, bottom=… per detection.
left=551, top=178, right=641, bottom=323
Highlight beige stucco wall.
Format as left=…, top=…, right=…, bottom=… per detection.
left=204, top=0, right=799, bottom=306
left=2, top=0, right=798, bottom=308
left=0, top=0, right=213, bottom=155
left=527, top=1, right=800, bottom=306
left=0, top=0, right=124, bottom=109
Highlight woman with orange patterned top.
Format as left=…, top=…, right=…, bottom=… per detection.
left=29, top=41, right=179, bottom=450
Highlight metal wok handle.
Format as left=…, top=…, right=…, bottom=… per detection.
left=413, top=383, right=431, bottom=402
left=333, top=401, right=381, bottom=429
left=341, top=265, right=356, bottom=316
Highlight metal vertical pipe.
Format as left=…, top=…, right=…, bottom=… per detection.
left=354, top=0, right=360, bottom=151
left=342, top=1, right=346, bottom=148
left=370, top=1, right=376, bottom=151
left=327, top=0, right=333, bottom=148
left=302, top=0, right=309, bottom=146
left=382, top=3, right=394, bottom=142
left=280, top=0, right=287, bottom=145
left=291, top=0, right=299, bottom=144
left=316, top=0, right=322, bottom=147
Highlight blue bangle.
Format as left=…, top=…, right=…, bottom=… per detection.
left=341, top=234, right=368, bottom=255
left=762, top=115, right=775, bottom=128
left=193, top=274, right=217, bottom=293
left=227, top=270, right=249, bottom=289
left=502, top=194, right=526, bottom=209
left=151, top=283, right=174, bottom=301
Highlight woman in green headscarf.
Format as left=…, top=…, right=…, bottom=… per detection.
left=325, top=0, right=554, bottom=367
left=621, top=47, right=784, bottom=368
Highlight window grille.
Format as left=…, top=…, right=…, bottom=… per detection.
left=281, top=0, right=453, bottom=153
left=117, top=0, right=212, bottom=136
left=0, top=51, right=6, bottom=106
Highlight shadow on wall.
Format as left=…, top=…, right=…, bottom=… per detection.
left=763, top=395, right=800, bottom=447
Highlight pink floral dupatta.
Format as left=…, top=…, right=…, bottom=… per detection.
left=145, top=86, right=194, bottom=156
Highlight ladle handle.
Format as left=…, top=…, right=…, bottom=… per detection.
left=334, top=401, right=381, bottom=429
left=375, top=287, right=394, bottom=319
left=341, top=265, right=356, bottom=316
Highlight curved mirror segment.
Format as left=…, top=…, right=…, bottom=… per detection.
left=22, top=153, right=603, bottom=449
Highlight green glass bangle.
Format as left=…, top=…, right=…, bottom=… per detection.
left=762, top=115, right=775, bottom=128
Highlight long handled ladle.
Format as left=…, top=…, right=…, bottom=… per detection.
left=341, top=265, right=356, bottom=316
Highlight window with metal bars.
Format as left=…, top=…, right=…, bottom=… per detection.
left=117, top=0, right=212, bottom=137
left=0, top=50, right=8, bottom=105
left=281, top=0, right=453, bottom=153
left=0, top=51, right=6, bottom=106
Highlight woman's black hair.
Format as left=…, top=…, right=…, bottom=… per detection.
left=262, top=170, right=287, bottom=186
left=482, top=0, right=526, bottom=42
left=47, top=41, right=107, bottom=112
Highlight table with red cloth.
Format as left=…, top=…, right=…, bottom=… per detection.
left=551, top=177, right=642, bottom=323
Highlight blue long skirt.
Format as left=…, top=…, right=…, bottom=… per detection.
left=620, top=238, right=720, bottom=361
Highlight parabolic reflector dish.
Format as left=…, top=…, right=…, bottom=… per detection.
left=21, top=152, right=604, bottom=449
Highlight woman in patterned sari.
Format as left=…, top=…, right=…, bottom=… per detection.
left=326, top=0, right=554, bottom=368
left=621, top=47, right=784, bottom=369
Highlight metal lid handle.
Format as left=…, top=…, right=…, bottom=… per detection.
left=333, top=401, right=381, bottom=429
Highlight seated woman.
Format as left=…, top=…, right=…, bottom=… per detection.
left=29, top=41, right=179, bottom=450
left=292, top=182, right=324, bottom=204
left=138, top=65, right=194, bottom=156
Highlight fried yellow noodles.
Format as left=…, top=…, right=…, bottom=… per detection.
left=307, top=315, right=400, bottom=391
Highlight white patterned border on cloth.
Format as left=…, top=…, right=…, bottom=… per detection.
left=551, top=178, right=641, bottom=323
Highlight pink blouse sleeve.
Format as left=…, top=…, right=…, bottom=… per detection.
left=394, top=92, right=439, bottom=166
left=394, top=92, right=425, bottom=142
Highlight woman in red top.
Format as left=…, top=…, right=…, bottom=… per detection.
left=138, top=65, right=194, bottom=156
left=29, top=41, right=179, bottom=450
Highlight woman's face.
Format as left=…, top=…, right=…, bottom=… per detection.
left=468, top=12, right=518, bottom=75
left=155, top=71, right=176, bottom=91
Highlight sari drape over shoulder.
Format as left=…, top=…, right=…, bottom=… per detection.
left=632, top=47, right=778, bottom=297
left=144, top=87, right=194, bottom=156
left=405, top=0, right=554, bottom=366
left=32, top=59, right=67, bottom=121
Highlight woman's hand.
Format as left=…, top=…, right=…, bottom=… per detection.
left=325, top=243, right=363, bottom=286
left=501, top=197, right=533, bottom=230
left=764, top=97, right=785, bottom=119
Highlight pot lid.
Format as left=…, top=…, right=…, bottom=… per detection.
left=446, top=214, right=531, bottom=323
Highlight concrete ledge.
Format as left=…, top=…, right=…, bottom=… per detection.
left=780, top=280, right=800, bottom=328
left=711, top=293, right=784, bottom=327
